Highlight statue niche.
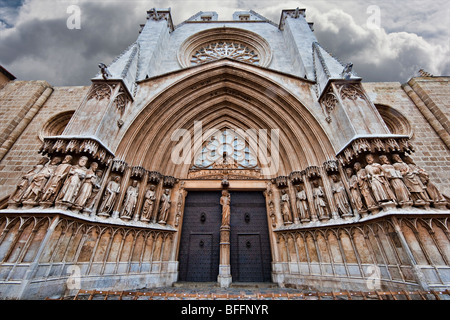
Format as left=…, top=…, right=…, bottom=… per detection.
left=120, top=180, right=140, bottom=220
left=280, top=189, right=293, bottom=225
left=295, top=184, right=310, bottom=223
left=158, top=188, right=172, bottom=225
left=98, top=175, right=121, bottom=217
left=330, top=174, right=353, bottom=219
left=311, top=179, right=330, bottom=221
left=140, top=184, right=157, bottom=222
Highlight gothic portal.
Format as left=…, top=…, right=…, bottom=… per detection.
left=0, top=8, right=449, bottom=299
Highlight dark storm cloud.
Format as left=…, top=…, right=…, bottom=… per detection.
left=0, top=0, right=448, bottom=86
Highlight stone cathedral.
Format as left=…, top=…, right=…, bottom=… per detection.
left=0, top=7, right=449, bottom=299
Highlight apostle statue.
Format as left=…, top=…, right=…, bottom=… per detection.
left=365, top=154, right=396, bottom=204
left=72, top=162, right=99, bottom=211
left=312, top=180, right=329, bottom=220
left=82, top=169, right=104, bottom=214
left=22, top=156, right=62, bottom=205
left=403, top=156, right=447, bottom=207
left=392, top=154, right=430, bottom=206
left=330, top=174, right=353, bottom=218
left=9, top=157, right=49, bottom=206
left=220, top=190, right=231, bottom=228
left=120, top=180, right=139, bottom=220
left=379, top=155, right=412, bottom=206
left=295, top=185, right=310, bottom=222
left=56, top=156, right=89, bottom=207
left=140, top=184, right=157, bottom=222
left=98, top=176, right=121, bottom=216
left=280, top=189, right=293, bottom=224
left=158, top=189, right=172, bottom=225
left=40, top=155, right=73, bottom=205
left=354, top=162, right=378, bottom=211
left=345, top=167, right=366, bottom=214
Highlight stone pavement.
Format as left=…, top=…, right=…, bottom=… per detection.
left=56, top=282, right=450, bottom=300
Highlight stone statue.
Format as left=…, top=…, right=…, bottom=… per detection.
left=120, top=180, right=139, bottom=220
left=174, top=181, right=187, bottom=227
left=295, top=185, right=310, bottom=222
left=9, top=157, right=49, bottom=206
left=40, top=155, right=73, bottom=205
left=72, top=162, right=99, bottom=211
left=330, top=174, right=353, bottom=218
left=82, top=169, right=104, bottom=214
left=354, top=162, right=378, bottom=211
left=98, top=176, right=121, bottom=216
left=280, top=189, right=293, bottom=224
left=365, top=154, right=396, bottom=204
left=140, top=184, right=157, bottom=222
left=22, top=157, right=62, bottom=205
left=379, top=155, right=412, bottom=207
left=158, top=189, right=172, bottom=225
left=392, top=154, right=430, bottom=206
left=312, top=180, right=329, bottom=220
left=220, top=190, right=231, bottom=227
left=345, top=167, right=366, bottom=214
left=404, top=156, right=447, bottom=207
left=56, top=156, right=88, bottom=207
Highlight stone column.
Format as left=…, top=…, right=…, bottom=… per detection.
left=218, top=225, right=232, bottom=288
left=218, top=190, right=232, bottom=287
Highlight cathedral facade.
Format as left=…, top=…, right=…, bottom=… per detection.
left=0, top=8, right=449, bottom=299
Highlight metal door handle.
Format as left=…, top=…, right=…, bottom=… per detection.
left=246, top=240, right=251, bottom=248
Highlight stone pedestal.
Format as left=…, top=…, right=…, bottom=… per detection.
left=218, top=226, right=232, bottom=288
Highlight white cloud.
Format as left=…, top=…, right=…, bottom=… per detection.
left=0, top=0, right=448, bottom=85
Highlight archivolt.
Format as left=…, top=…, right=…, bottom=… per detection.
left=116, top=60, right=334, bottom=178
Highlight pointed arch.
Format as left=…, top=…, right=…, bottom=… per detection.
left=116, top=60, right=334, bottom=178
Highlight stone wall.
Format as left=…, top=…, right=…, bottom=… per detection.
left=274, top=214, right=450, bottom=292
left=0, top=213, right=177, bottom=299
left=363, top=80, right=450, bottom=197
left=0, top=84, right=89, bottom=201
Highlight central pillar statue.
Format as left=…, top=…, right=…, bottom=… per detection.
left=218, top=190, right=232, bottom=288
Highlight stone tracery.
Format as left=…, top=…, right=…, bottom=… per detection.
left=190, top=41, right=260, bottom=66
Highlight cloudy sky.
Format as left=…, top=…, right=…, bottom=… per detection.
left=0, top=0, right=449, bottom=86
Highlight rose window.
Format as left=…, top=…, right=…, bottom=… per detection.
left=192, top=129, right=259, bottom=170
left=190, top=42, right=260, bottom=66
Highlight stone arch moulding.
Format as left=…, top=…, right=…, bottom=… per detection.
left=39, top=110, right=75, bottom=142
left=177, top=27, right=273, bottom=68
left=375, top=104, right=413, bottom=138
left=115, top=60, right=335, bottom=179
